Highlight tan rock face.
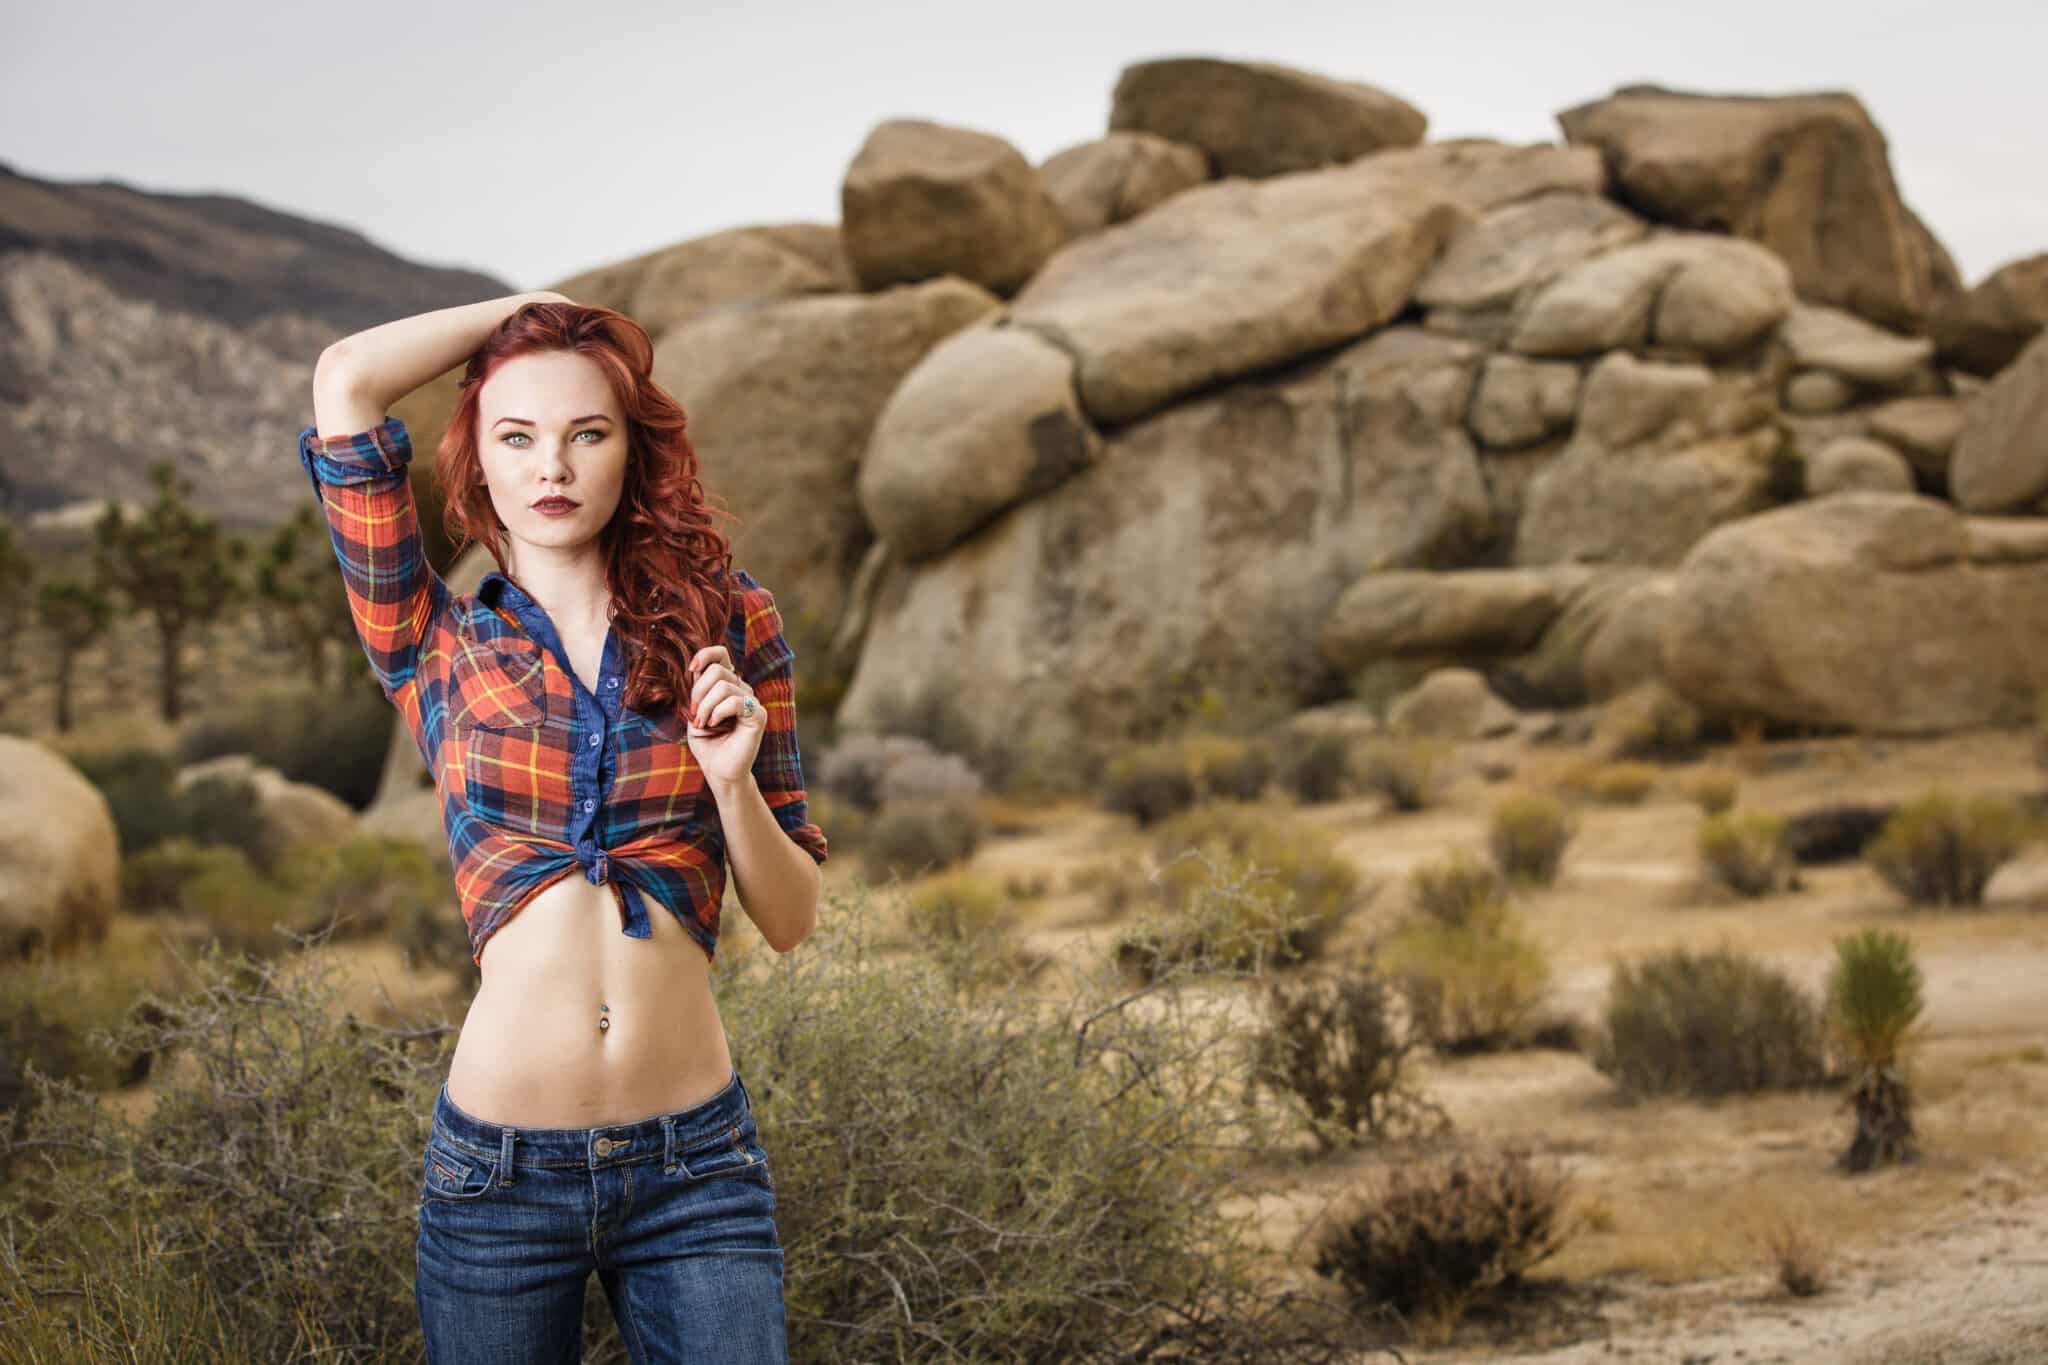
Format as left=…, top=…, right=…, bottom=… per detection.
left=1387, top=668, right=1518, bottom=739
left=1515, top=426, right=1786, bottom=567
left=650, top=278, right=1003, bottom=620
left=1469, top=355, right=1581, bottom=449
left=858, top=323, right=1102, bottom=563
left=841, top=119, right=1069, bottom=295
left=1037, top=132, right=1209, bottom=237
left=1779, top=304, right=1936, bottom=388
left=1950, top=331, right=2048, bottom=513
left=1929, top=252, right=2048, bottom=377
left=0, top=736, right=119, bottom=958
left=1556, top=85, right=1959, bottom=331
left=1865, top=397, right=1965, bottom=475
left=1416, top=191, right=1647, bottom=314
left=1807, top=437, right=1916, bottom=496
left=1508, top=234, right=1794, bottom=359
left=1660, top=492, right=2048, bottom=732
left=1009, top=159, right=1468, bottom=424
left=1322, top=565, right=1600, bottom=668
left=1108, top=57, right=1426, bottom=178
left=1358, top=140, right=1606, bottom=212
left=837, top=327, right=1494, bottom=757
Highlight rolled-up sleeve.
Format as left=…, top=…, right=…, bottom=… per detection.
left=731, top=571, right=829, bottom=865
left=297, top=415, right=452, bottom=706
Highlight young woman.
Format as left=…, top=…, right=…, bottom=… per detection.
left=299, top=291, right=828, bottom=1364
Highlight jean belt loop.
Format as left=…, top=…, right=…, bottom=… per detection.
left=499, top=1127, right=517, bottom=1186
left=732, top=1065, right=749, bottom=1109
left=660, top=1114, right=676, bottom=1174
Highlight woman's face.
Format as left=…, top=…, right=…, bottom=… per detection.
left=475, top=350, right=629, bottom=562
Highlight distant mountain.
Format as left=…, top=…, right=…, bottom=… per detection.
left=0, top=159, right=513, bottom=530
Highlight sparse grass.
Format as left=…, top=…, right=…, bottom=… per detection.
left=1571, top=760, right=1658, bottom=805
left=1761, top=1217, right=1830, bottom=1297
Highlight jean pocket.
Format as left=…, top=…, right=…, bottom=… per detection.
left=668, top=1123, right=772, bottom=1190
left=421, top=1138, right=501, bottom=1203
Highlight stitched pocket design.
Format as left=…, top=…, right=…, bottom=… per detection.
left=449, top=634, right=548, bottom=731
left=421, top=1140, right=500, bottom=1203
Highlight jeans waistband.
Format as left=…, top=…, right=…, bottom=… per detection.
left=430, top=1067, right=756, bottom=1172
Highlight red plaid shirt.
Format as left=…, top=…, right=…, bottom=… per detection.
left=297, top=414, right=827, bottom=968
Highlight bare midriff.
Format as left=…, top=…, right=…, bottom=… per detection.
left=445, top=872, right=735, bottom=1129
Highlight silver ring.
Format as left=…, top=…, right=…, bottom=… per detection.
left=741, top=695, right=755, bottom=717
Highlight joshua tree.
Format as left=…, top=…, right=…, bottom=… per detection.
left=36, top=575, right=113, bottom=732
left=92, top=461, right=242, bottom=722
left=253, top=505, right=353, bottom=688
left=1827, top=928, right=1925, bottom=1172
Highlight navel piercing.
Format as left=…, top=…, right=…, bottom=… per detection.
left=598, top=1002, right=610, bottom=1033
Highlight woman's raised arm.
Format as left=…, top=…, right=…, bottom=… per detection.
left=299, top=290, right=565, bottom=716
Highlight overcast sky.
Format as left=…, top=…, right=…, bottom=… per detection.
left=6, top=0, right=2040, bottom=294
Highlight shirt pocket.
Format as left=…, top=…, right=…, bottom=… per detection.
left=449, top=632, right=568, bottom=836
left=448, top=633, right=549, bottom=731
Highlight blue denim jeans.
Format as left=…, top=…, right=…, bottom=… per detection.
left=414, top=1067, right=787, bottom=1364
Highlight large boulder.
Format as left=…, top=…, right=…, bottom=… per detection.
left=545, top=224, right=855, bottom=340
left=1386, top=668, right=1519, bottom=740
left=1556, top=85, right=1960, bottom=331
left=1416, top=191, right=1648, bottom=318
left=840, top=119, right=1069, bottom=294
left=1660, top=493, right=2048, bottom=732
left=1950, top=330, right=2048, bottom=513
left=651, top=277, right=1002, bottom=618
left=0, top=736, right=119, bottom=958
left=1515, top=425, right=1786, bottom=567
left=1865, top=396, right=1966, bottom=478
left=174, top=755, right=359, bottom=867
left=1108, top=57, right=1426, bottom=178
left=836, top=327, right=1495, bottom=757
left=1508, top=233, right=1794, bottom=358
left=1779, top=304, right=1937, bottom=389
left=1929, top=252, right=2048, bottom=377
left=858, top=321, right=1102, bottom=562
left=1503, top=568, right=1675, bottom=704
left=1322, top=565, right=1602, bottom=668
left=1009, top=157, right=1468, bottom=423
left=1037, top=131, right=1209, bottom=237
left=1362, top=139, right=1606, bottom=212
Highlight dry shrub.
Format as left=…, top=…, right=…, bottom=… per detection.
left=1487, top=792, right=1577, bottom=888
left=1248, top=965, right=1448, bottom=1152
left=1273, top=730, right=1353, bottom=804
left=861, top=797, right=983, bottom=878
left=1311, top=1145, right=1574, bottom=1345
left=1356, top=737, right=1449, bottom=812
left=1181, top=732, right=1274, bottom=801
left=1761, top=1218, right=1829, bottom=1297
left=1698, top=808, right=1795, bottom=897
left=1681, top=768, right=1740, bottom=814
left=1381, top=897, right=1552, bottom=1054
left=1409, top=850, right=1506, bottom=925
left=1600, top=680, right=1706, bottom=763
left=1594, top=947, right=1830, bottom=1098
left=1102, top=739, right=1200, bottom=826
left=1866, top=789, right=2028, bottom=907
left=900, top=869, right=1039, bottom=994
left=1113, top=803, right=1371, bottom=979
left=1574, top=761, right=1658, bottom=805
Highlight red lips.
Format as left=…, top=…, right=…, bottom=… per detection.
left=532, top=496, right=579, bottom=510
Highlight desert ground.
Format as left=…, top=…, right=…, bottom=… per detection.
left=87, top=702, right=2048, bottom=1364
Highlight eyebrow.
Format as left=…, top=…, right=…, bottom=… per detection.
left=491, top=414, right=615, bottom=428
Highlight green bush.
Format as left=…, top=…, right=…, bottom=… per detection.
left=1699, top=808, right=1795, bottom=897
left=1312, top=1146, right=1574, bottom=1345
left=1866, top=790, right=2027, bottom=907
left=178, top=678, right=396, bottom=810
left=1114, top=802, right=1369, bottom=979
left=1356, top=737, right=1448, bottom=812
left=1488, top=793, right=1577, bottom=888
left=1273, top=730, right=1353, bottom=805
left=70, top=747, right=186, bottom=855
left=1580, top=761, right=1658, bottom=805
left=1182, top=733, right=1273, bottom=802
left=1102, top=739, right=1200, bottom=826
left=120, top=837, right=251, bottom=916
left=175, top=773, right=269, bottom=868
left=276, top=833, right=448, bottom=944
left=1249, top=966, right=1448, bottom=1152
left=1594, top=947, right=1829, bottom=1099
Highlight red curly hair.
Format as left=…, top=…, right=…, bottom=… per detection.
left=433, top=300, right=739, bottom=718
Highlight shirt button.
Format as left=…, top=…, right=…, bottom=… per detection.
left=588, top=733, right=600, bottom=746
left=604, top=678, right=618, bottom=689
left=583, top=798, right=595, bottom=812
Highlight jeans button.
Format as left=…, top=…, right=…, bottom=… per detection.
left=594, top=1137, right=613, bottom=1156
